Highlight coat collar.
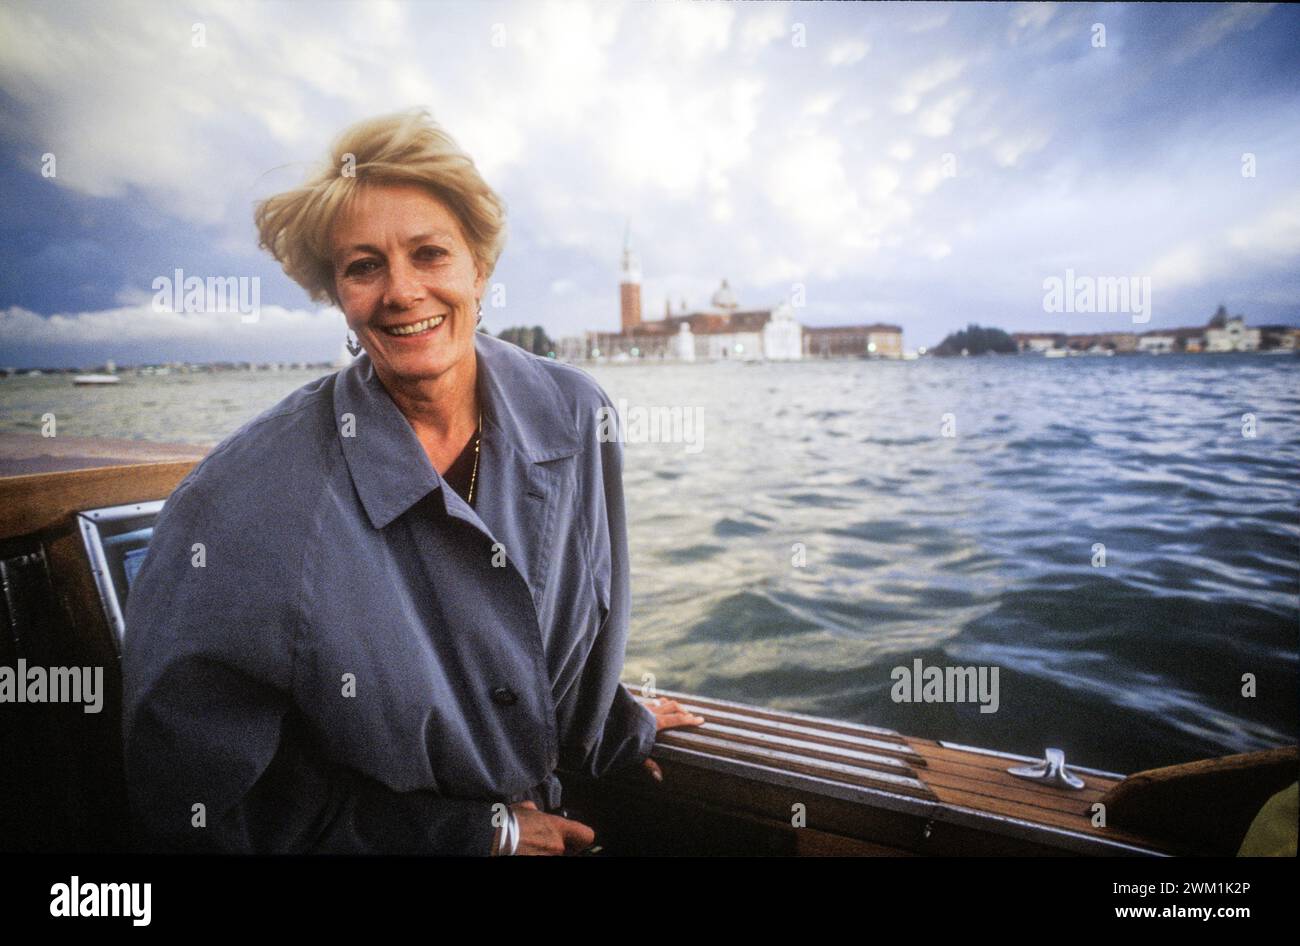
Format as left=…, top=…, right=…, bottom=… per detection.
left=333, top=331, right=581, bottom=532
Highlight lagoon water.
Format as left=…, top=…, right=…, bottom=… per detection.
left=3, top=352, right=1297, bottom=773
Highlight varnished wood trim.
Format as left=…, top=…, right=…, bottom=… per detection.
left=646, top=687, right=905, bottom=740
left=664, top=701, right=928, bottom=766
left=0, top=461, right=198, bottom=540
left=658, top=730, right=936, bottom=799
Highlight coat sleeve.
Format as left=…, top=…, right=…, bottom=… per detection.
left=121, top=474, right=498, bottom=855
left=558, top=386, right=658, bottom=779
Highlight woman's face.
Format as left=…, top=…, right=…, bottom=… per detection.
left=330, top=182, right=487, bottom=387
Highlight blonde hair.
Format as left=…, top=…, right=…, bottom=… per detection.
left=254, top=109, right=507, bottom=304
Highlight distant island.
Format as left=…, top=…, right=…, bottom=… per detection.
left=933, top=325, right=1017, bottom=356
left=934, top=308, right=1300, bottom=357
left=496, top=324, right=557, bottom=358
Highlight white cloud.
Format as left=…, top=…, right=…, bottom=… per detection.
left=890, top=57, right=965, bottom=114
left=913, top=161, right=946, bottom=195
left=1172, top=3, right=1275, bottom=63
left=888, top=140, right=915, bottom=161
left=647, top=1, right=733, bottom=59
left=916, top=89, right=971, bottom=137
left=991, top=129, right=1052, bottom=168
left=1150, top=192, right=1300, bottom=289
left=827, top=38, right=870, bottom=67
left=1009, top=2, right=1058, bottom=37
left=803, top=92, right=839, bottom=117
left=906, top=8, right=952, bottom=33
left=863, top=163, right=902, bottom=201
left=739, top=5, right=787, bottom=52
left=0, top=302, right=341, bottom=348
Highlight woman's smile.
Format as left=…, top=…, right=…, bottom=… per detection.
left=379, top=312, right=449, bottom=338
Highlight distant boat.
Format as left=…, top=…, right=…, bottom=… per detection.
left=73, top=374, right=121, bottom=385
left=1045, top=349, right=1067, bottom=358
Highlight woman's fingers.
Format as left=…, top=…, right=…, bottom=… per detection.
left=510, top=804, right=596, bottom=855
left=655, top=710, right=705, bottom=731
left=560, top=816, right=597, bottom=854
left=639, top=697, right=706, bottom=730
left=643, top=757, right=663, bottom=782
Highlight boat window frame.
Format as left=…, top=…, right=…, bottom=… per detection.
left=77, top=499, right=166, bottom=653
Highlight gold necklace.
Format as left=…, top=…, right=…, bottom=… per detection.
left=467, top=410, right=482, bottom=505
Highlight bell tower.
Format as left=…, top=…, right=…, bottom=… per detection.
left=619, top=222, right=642, bottom=333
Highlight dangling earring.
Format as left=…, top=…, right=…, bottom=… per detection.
left=476, top=302, right=483, bottom=327
left=345, top=330, right=362, bottom=356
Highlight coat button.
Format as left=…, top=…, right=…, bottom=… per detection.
left=490, top=686, right=518, bottom=707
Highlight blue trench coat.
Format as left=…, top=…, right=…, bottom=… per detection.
left=121, top=331, right=657, bottom=854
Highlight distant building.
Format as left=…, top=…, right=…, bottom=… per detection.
left=1205, top=314, right=1260, bottom=352
left=556, top=336, right=588, bottom=362
left=1137, top=332, right=1177, bottom=353
left=1258, top=325, right=1300, bottom=350
left=1169, top=327, right=1204, bottom=353
left=1012, top=332, right=1067, bottom=353
left=1064, top=332, right=1138, bottom=353
left=592, top=277, right=804, bottom=361
left=1009, top=310, right=1294, bottom=356
left=587, top=229, right=808, bottom=361
left=576, top=230, right=918, bottom=362
left=803, top=324, right=904, bottom=359
left=619, top=224, right=642, bottom=334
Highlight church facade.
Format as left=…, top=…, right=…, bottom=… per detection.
left=580, top=231, right=903, bottom=362
left=585, top=233, right=805, bottom=362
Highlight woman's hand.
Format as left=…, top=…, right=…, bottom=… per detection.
left=639, top=697, right=705, bottom=783
left=502, top=698, right=704, bottom=854
left=508, top=800, right=596, bottom=855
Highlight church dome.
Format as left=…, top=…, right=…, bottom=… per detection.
left=711, top=278, right=738, bottom=310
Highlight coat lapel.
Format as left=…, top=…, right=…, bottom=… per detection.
left=334, top=333, right=581, bottom=611
left=443, top=333, right=581, bottom=608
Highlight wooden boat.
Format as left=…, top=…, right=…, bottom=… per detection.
left=0, top=447, right=1294, bottom=855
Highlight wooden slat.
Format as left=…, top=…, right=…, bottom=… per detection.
left=919, top=755, right=1109, bottom=816
left=911, top=740, right=1117, bottom=810
left=647, top=688, right=907, bottom=741
left=0, top=461, right=197, bottom=540
left=658, top=730, right=938, bottom=801
left=905, top=738, right=1180, bottom=852
left=662, top=700, right=928, bottom=766
left=917, top=739, right=1122, bottom=786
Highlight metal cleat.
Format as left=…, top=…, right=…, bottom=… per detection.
left=1008, top=747, right=1086, bottom=789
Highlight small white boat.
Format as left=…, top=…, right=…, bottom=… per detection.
left=73, top=374, right=122, bottom=385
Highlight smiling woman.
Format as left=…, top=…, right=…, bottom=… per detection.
left=329, top=182, right=488, bottom=475
left=252, top=112, right=506, bottom=474
left=119, top=109, right=704, bottom=857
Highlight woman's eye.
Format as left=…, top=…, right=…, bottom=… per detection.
left=345, top=259, right=379, bottom=277
left=415, top=246, right=447, bottom=261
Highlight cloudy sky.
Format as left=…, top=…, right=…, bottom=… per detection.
left=1, top=0, right=1298, bottom=367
